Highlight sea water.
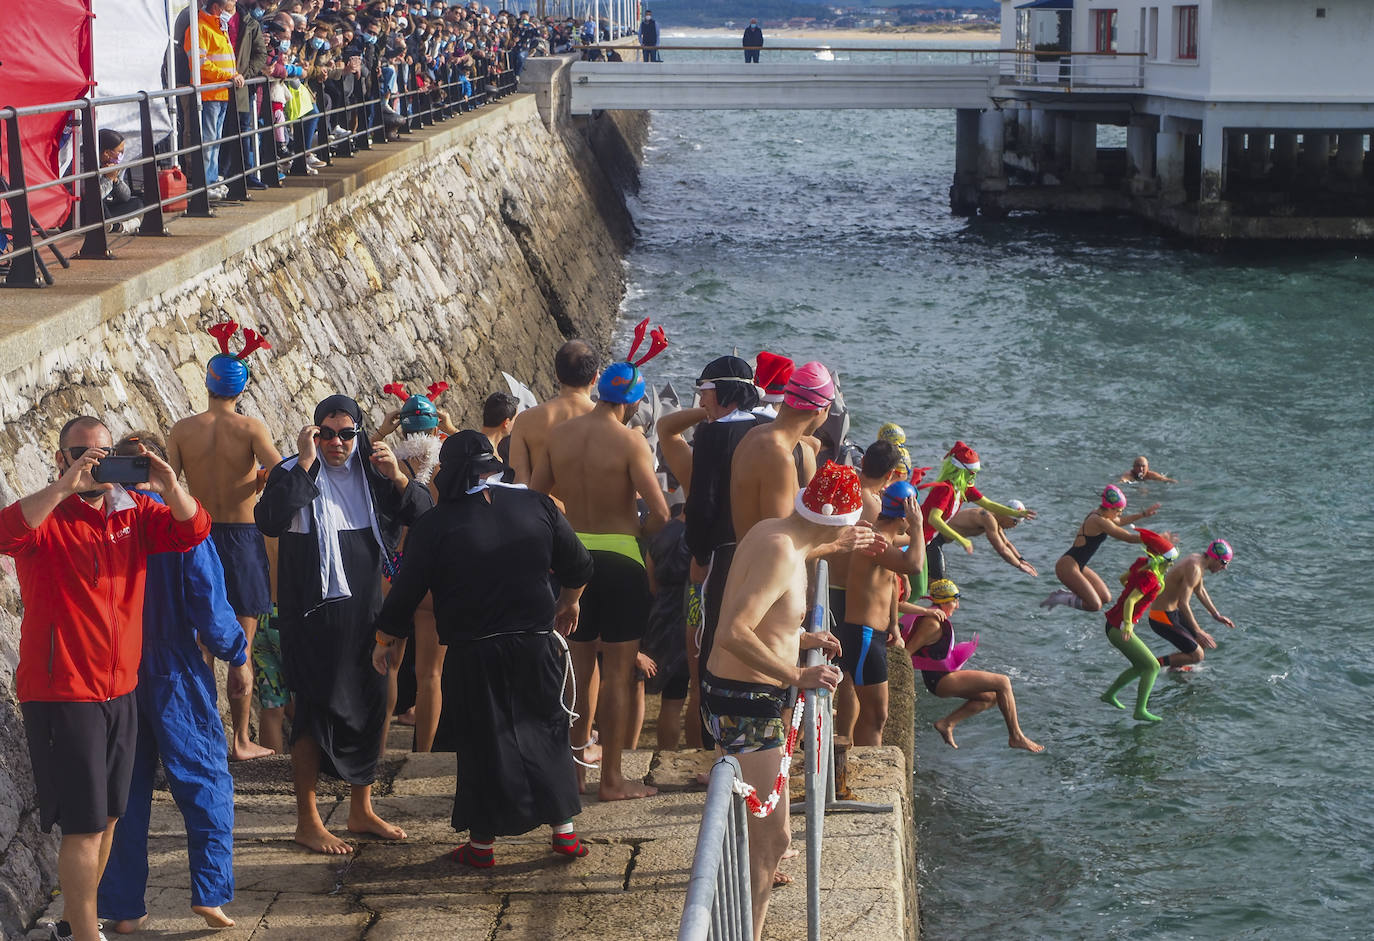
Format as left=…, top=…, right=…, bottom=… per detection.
left=613, top=40, right=1374, bottom=940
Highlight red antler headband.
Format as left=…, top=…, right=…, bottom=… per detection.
left=383, top=382, right=409, bottom=402
left=624, top=318, right=668, bottom=368
left=426, top=381, right=449, bottom=402
left=206, top=320, right=271, bottom=359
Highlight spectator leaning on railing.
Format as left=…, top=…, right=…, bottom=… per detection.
left=0, top=416, right=212, bottom=941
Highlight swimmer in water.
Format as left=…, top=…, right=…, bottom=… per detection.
left=1119, top=455, right=1176, bottom=484
left=1100, top=528, right=1178, bottom=722
left=1148, top=539, right=1236, bottom=671
left=1042, top=485, right=1161, bottom=612
left=903, top=579, right=1043, bottom=752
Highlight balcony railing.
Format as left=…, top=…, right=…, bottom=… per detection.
left=1002, top=50, right=1147, bottom=89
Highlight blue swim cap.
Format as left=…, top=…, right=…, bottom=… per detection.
left=400, top=394, right=439, bottom=433
left=879, top=480, right=917, bottom=519
left=598, top=361, right=646, bottom=405
left=205, top=353, right=249, bottom=398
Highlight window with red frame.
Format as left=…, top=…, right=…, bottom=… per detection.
left=1093, top=9, right=1119, bottom=53
left=1177, top=5, right=1199, bottom=59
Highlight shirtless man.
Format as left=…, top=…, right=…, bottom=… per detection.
left=508, top=340, right=598, bottom=485
left=942, top=499, right=1038, bottom=577
left=532, top=359, right=670, bottom=801
left=729, top=360, right=832, bottom=539
left=167, top=321, right=280, bottom=760
left=1120, top=455, right=1177, bottom=484
left=1149, top=539, right=1236, bottom=670
left=704, top=462, right=867, bottom=940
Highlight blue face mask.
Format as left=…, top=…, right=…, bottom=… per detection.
left=311, top=37, right=329, bottom=49
left=278, top=38, right=291, bottom=51
left=364, top=31, right=378, bottom=43
left=250, top=6, right=265, bottom=18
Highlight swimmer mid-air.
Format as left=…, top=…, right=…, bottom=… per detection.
left=920, top=442, right=1035, bottom=584
left=1148, top=539, right=1236, bottom=671
left=902, top=579, right=1044, bottom=753
left=1042, top=485, right=1160, bottom=612
left=1100, top=528, right=1178, bottom=723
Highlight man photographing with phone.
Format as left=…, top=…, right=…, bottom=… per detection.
left=0, top=415, right=211, bottom=941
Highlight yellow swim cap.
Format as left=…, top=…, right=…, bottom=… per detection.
left=927, top=579, right=961, bottom=604
left=878, top=422, right=906, bottom=446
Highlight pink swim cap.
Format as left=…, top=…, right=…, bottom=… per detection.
left=782, top=361, right=835, bottom=411
left=1101, top=485, right=1127, bottom=509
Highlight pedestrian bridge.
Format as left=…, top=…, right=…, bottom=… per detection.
left=568, top=62, right=999, bottom=113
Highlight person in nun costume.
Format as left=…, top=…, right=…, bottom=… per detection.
left=256, top=394, right=434, bottom=854
left=372, top=431, right=595, bottom=869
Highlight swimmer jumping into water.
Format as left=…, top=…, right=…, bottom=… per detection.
left=1148, top=539, right=1236, bottom=671
left=1042, top=485, right=1161, bottom=611
left=1100, top=528, right=1179, bottom=722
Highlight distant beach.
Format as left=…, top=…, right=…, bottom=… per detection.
left=660, top=26, right=1000, bottom=44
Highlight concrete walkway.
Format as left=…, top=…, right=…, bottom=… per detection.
left=29, top=727, right=911, bottom=941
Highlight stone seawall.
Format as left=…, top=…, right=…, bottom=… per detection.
left=0, top=92, right=647, bottom=938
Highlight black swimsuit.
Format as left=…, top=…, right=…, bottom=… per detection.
left=1062, top=518, right=1108, bottom=569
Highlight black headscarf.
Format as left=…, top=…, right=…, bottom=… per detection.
left=313, top=394, right=376, bottom=464
left=433, top=430, right=510, bottom=501
left=697, top=355, right=759, bottom=412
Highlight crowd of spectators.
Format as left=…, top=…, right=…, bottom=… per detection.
left=172, top=0, right=603, bottom=199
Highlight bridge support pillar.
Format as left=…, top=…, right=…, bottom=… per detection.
left=951, top=108, right=981, bottom=216
left=1301, top=133, right=1330, bottom=182
left=1053, top=116, right=1073, bottom=174
left=1200, top=118, right=1226, bottom=202
left=1127, top=120, right=1156, bottom=194
left=1335, top=132, right=1365, bottom=181
left=1155, top=126, right=1187, bottom=205
left=1273, top=133, right=1300, bottom=181
left=1031, top=108, right=1055, bottom=170
left=978, top=109, right=1006, bottom=186
left=1069, top=120, right=1099, bottom=183
left=1015, top=105, right=1034, bottom=156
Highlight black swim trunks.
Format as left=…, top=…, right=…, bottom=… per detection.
left=836, top=622, right=890, bottom=687
left=700, top=671, right=795, bottom=755
left=211, top=522, right=272, bottom=618
left=571, top=548, right=652, bottom=645
left=1148, top=608, right=1199, bottom=654
left=827, top=584, right=846, bottom=627
left=21, top=692, right=137, bottom=834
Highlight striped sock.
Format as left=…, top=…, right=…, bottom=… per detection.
left=551, top=828, right=589, bottom=859
left=449, top=841, right=494, bottom=868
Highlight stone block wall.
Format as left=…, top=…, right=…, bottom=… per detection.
left=0, top=94, right=647, bottom=938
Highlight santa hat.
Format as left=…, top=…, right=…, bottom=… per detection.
left=945, top=441, right=980, bottom=472
left=794, top=461, right=862, bottom=526
left=754, top=351, right=794, bottom=404
left=1136, top=527, right=1179, bottom=561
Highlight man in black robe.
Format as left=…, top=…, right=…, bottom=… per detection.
left=256, top=394, right=433, bottom=854
left=373, top=431, right=594, bottom=868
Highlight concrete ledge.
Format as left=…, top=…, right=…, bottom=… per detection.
left=0, top=95, right=539, bottom=378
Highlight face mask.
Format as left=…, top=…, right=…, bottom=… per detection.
left=219, top=11, right=232, bottom=28
left=311, top=37, right=329, bottom=49
left=293, top=29, right=306, bottom=44
left=365, top=31, right=378, bottom=43
left=279, top=38, right=291, bottom=51
left=106, top=150, right=125, bottom=165
left=251, top=6, right=265, bottom=18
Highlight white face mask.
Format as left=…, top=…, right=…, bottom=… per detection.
left=220, top=10, right=232, bottom=28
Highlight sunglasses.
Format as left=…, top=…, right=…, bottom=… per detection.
left=65, top=446, right=107, bottom=460
left=316, top=426, right=361, bottom=442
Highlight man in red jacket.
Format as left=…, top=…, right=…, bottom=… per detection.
left=0, top=416, right=211, bottom=941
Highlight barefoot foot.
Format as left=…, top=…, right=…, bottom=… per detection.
left=772, top=870, right=793, bottom=888
left=1010, top=735, right=1044, bottom=753
left=346, top=810, right=407, bottom=840
left=230, top=740, right=276, bottom=761
left=191, top=906, right=235, bottom=929
left=1100, top=691, right=1126, bottom=710
left=1133, top=708, right=1163, bottom=723
left=295, top=824, right=353, bottom=855
left=110, top=915, right=148, bottom=934
left=598, top=780, right=658, bottom=801
left=933, top=720, right=958, bottom=749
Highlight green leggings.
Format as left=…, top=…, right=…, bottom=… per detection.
left=1103, top=626, right=1162, bottom=721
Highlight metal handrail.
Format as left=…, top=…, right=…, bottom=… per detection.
left=679, top=757, right=754, bottom=941
left=576, top=44, right=1147, bottom=56
left=1, top=65, right=519, bottom=287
